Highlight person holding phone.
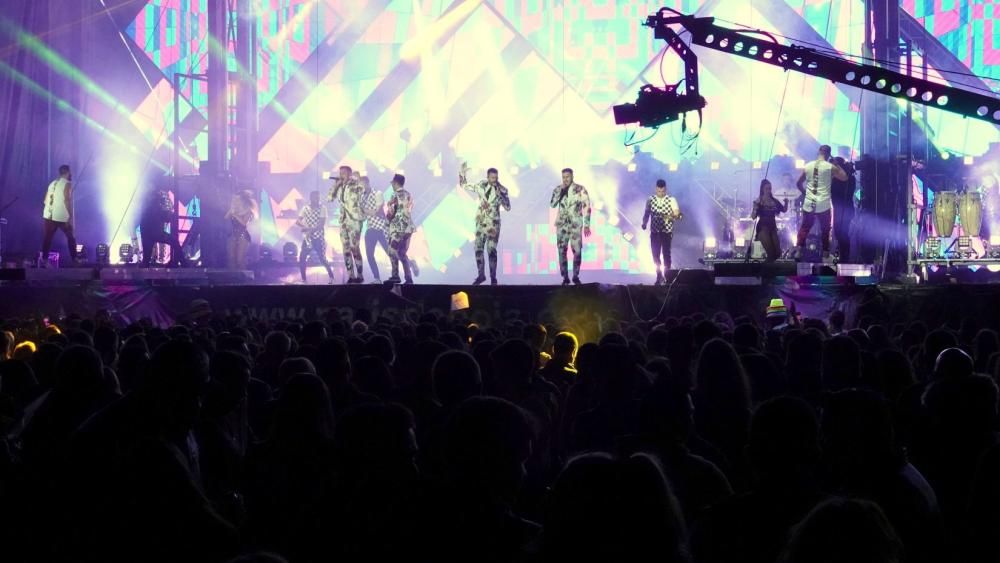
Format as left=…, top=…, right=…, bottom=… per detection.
left=40, top=164, right=77, bottom=267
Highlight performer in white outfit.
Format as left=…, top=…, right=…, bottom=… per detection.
left=40, top=164, right=77, bottom=266
left=794, top=145, right=848, bottom=261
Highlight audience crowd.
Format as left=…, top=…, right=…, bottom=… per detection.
left=0, top=299, right=998, bottom=563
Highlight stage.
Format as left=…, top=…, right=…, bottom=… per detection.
left=2, top=266, right=999, bottom=336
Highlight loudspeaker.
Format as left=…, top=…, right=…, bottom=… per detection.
left=712, top=261, right=797, bottom=277
left=0, top=268, right=26, bottom=281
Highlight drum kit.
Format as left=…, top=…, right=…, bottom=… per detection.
left=927, top=187, right=985, bottom=258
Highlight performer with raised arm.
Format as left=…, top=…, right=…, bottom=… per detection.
left=641, top=179, right=682, bottom=285
left=459, top=163, right=511, bottom=285
left=751, top=179, right=788, bottom=262
left=40, top=164, right=77, bottom=267
left=550, top=168, right=592, bottom=285
left=295, top=190, right=336, bottom=284
left=385, top=174, right=415, bottom=285
left=794, top=145, right=848, bottom=262
left=328, top=165, right=365, bottom=283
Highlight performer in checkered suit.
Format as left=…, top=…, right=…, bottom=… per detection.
left=296, top=190, right=335, bottom=283
left=361, top=176, right=390, bottom=283
left=642, top=179, right=682, bottom=285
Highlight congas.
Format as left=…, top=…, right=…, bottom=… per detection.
left=933, top=191, right=958, bottom=237
left=959, top=192, right=983, bottom=237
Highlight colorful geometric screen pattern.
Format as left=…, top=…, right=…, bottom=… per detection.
left=119, top=0, right=998, bottom=278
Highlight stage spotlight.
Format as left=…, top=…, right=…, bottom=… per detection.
left=259, top=246, right=273, bottom=262
left=710, top=162, right=720, bottom=170
left=76, top=244, right=88, bottom=262
left=668, top=162, right=678, bottom=171
left=925, top=236, right=941, bottom=258
left=283, top=242, right=298, bottom=263
left=627, top=163, right=637, bottom=172
left=703, top=237, right=718, bottom=260
left=941, top=152, right=951, bottom=160
left=990, top=235, right=1000, bottom=258
left=752, top=161, right=762, bottom=169
left=958, top=236, right=972, bottom=257
left=731, top=157, right=740, bottom=165
left=96, top=244, right=110, bottom=266
left=118, top=244, right=132, bottom=263
left=965, top=156, right=975, bottom=165
left=795, top=159, right=805, bottom=168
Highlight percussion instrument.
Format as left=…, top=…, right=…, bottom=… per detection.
left=959, top=192, right=983, bottom=237
left=933, top=191, right=957, bottom=237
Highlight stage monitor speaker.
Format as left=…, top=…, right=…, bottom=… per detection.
left=0, top=268, right=26, bottom=281
left=712, top=261, right=796, bottom=277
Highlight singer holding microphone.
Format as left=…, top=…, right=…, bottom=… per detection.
left=751, top=179, right=788, bottom=262
left=550, top=168, right=591, bottom=285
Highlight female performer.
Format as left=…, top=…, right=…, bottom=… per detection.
left=225, top=190, right=256, bottom=270
left=751, top=179, right=788, bottom=262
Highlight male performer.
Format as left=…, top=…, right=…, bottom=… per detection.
left=794, top=145, right=848, bottom=262
left=328, top=165, right=365, bottom=283
left=385, top=174, right=415, bottom=284
left=550, top=168, right=592, bottom=285
left=139, top=187, right=182, bottom=267
left=40, top=164, right=77, bottom=267
left=296, top=190, right=335, bottom=283
left=831, top=156, right=856, bottom=262
left=459, top=163, right=511, bottom=285
left=642, top=179, right=682, bottom=285
left=360, top=175, right=390, bottom=283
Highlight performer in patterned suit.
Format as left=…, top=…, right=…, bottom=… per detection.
left=459, top=163, right=511, bottom=285
left=550, top=168, right=592, bottom=285
left=385, top=173, right=415, bottom=285
left=295, top=190, right=335, bottom=283
left=642, top=179, right=682, bottom=285
left=328, top=165, right=365, bottom=283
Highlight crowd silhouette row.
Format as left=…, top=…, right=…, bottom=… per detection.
left=0, top=299, right=998, bottom=563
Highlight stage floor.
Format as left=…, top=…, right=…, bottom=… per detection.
left=1, top=266, right=999, bottom=333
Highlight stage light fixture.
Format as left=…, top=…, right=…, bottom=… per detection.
left=76, top=244, right=88, bottom=262
left=710, top=162, right=720, bottom=170
left=925, top=237, right=941, bottom=257
left=958, top=236, right=972, bottom=256
left=283, top=242, right=298, bottom=263
left=259, top=246, right=273, bottom=262
left=965, top=156, right=975, bottom=165
left=703, top=237, right=718, bottom=260
left=118, top=244, right=132, bottom=262
left=96, top=244, right=110, bottom=266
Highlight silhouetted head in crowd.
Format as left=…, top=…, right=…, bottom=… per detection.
left=333, top=402, right=417, bottom=483
left=779, top=498, right=902, bottom=563
left=139, top=339, right=210, bottom=441
left=923, top=373, right=998, bottom=435
left=314, top=338, right=352, bottom=390
left=491, top=339, right=536, bottom=393
left=552, top=332, right=579, bottom=364
left=543, top=452, right=690, bottom=563
left=973, top=329, right=999, bottom=373
left=302, top=321, right=327, bottom=348
left=432, top=350, right=482, bottom=407
left=821, top=335, right=862, bottom=390
left=640, top=366, right=694, bottom=444
left=875, top=349, right=916, bottom=401
left=829, top=310, right=846, bottom=334
left=264, top=331, right=293, bottom=358
left=822, top=389, right=901, bottom=485
left=207, top=351, right=251, bottom=415
left=416, top=322, right=439, bottom=342
left=445, top=397, right=532, bottom=502
left=269, top=373, right=335, bottom=444
left=278, top=357, right=317, bottom=386
left=922, top=329, right=958, bottom=378
left=748, top=396, right=820, bottom=486
left=695, top=338, right=750, bottom=410
left=733, top=323, right=760, bottom=352
left=353, top=355, right=395, bottom=399
left=53, top=344, right=105, bottom=398
left=934, top=347, right=974, bottom=379
left=1, top=330, right=13, bottom=360
left=523, top=324, right=547, bottom=352
left=93, top=325, right=119, bottom=368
